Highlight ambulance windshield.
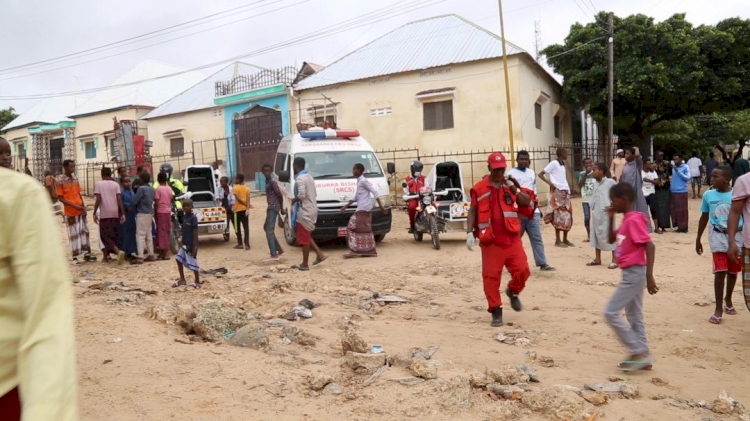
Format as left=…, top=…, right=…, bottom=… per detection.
left=296, top=151, right=384, bottom=180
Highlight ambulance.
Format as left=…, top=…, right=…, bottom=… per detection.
left=275, top=127, right=392, bottom=244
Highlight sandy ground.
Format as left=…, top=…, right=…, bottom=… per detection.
left=64, top=195, right=750, bottom=421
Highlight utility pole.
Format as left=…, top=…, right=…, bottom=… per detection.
left=607, top=12, right=614, bottom=160
left=497, top=0, right=516, bottom=166
left=534, top=20, right=543, bottom=62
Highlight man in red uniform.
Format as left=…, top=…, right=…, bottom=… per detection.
left=467, top=152, right=533, bottom=326
left=402, top=160, right=426, bottom=233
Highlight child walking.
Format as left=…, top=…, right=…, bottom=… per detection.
left=174, top=199, right=201, bottom=288
left=578, top=158, right=595, bottom=242
left=695, top=166, right=742, bottom=324
left=587, top=163, right=618, bottom=269
left=604, top=182, right=659, bottom=372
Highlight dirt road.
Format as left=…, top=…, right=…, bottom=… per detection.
left=68, top=196, right=750, bottom=420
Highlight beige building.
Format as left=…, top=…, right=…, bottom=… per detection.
left=294, top=14, right=572, bottom=191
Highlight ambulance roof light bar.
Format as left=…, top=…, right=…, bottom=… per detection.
left=299, top=128, right=360, bottom=139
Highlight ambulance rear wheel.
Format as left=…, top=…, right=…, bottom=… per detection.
left=284, top=214, right=297, bottom=246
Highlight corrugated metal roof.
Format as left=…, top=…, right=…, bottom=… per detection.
left=296, top=14, right=525, bottom=90
left=142, top=62, right=264, bottom=120
left=2, top=94, right=83, bottom=131
left=69, top=60, right=205, bottom=117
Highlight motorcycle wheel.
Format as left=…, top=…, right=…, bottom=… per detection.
left=429, top=214, right=440, bottom=250
left=413, top=230, right=423, bottom=242
left=374, top=234, right=386, bottom=243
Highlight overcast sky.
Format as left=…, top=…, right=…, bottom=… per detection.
left=1, top=0, right=747, bottom=114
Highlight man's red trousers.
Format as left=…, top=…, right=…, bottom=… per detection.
left=481, top=239, right=530, bottom=311
left=407, top=200, right=419, bottom=227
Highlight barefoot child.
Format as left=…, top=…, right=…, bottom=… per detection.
left=604, top=183, right=658, bottom=372
left=174, top=199, right=201, bottom=288
left=695, top=166, right=742, bottom=324
left=587, top=163, right=617, bottom=269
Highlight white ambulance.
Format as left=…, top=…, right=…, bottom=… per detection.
left=275, top=127, right=392, bottom=244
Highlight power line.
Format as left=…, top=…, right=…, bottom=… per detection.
left=0, top=0, right=276, bottom=75
left=0, top=0, right=307, bottom=81
left=543, top=36, right=605, bottom=60
left=0, top=0, right=445, bottom=100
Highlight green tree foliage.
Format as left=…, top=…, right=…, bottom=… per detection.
left=0, top=107, right=18, bottom=134
left=543, top=13, right=750, bottom=143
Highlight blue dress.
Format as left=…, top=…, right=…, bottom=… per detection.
left=118, top=188, right=138, bottom=255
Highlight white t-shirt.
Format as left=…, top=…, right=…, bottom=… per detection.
left=687, top=157, right=702, bottom=177
left=642, top=170, right=657, bottom=196
left=542, top=160, right=570, bottom=191
left=507, top=167, right=540, bottom=214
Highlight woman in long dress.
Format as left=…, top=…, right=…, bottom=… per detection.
left=587, top=163, right=618, bottom=269
left=118, top=176, right=138, bottom=259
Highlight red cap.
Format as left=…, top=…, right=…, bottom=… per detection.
left=487, top=152, right=507, bottom=169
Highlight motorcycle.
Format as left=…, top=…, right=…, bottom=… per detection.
left=404, top=186, right=441, bottom=250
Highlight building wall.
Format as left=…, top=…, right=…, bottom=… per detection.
left=222, top=94, right=290, bottom=176
left=295, top=55, right=571, bottom=191
left=145, top=108, right=226, bottom=162
left=73, top=108, right=144, bottom=163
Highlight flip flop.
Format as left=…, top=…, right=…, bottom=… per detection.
left=313, top=256, right=328, bottom=265
left=291, top=264, right=310, bottom=271
left=607, top=263, right=619, bottom=269
left=554, top=243, right=568, bottom=248
left=725, top=306, right=738, bottom=315
left=586, top=261, right=601, bottom=266
left=171, top=281, right=187, bottom=288
left=618, top=359, right=653, bottom=372
left=563, top=241, right=575, bottom=247
left=189, top=283, right=202, bottom=289
left=709, top=315, right=722, bottom=324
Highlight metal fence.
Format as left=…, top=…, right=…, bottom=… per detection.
left=376, top=147, right=553, bottom=208
left=24, top=137, right=228, bottom=196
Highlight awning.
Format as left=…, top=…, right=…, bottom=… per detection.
left=75, top=133, right=97, bottom=139
left=100, top=129, right=116, bottom=137
left=162, top=129, right=184, bottom=137
left=415, top=87, right=456, bottom=97
left=10, top=136, right=26, bottom=142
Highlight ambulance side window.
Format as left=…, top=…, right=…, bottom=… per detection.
left=274, top=153, right=287, bottom=174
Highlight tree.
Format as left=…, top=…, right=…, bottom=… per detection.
left=0, top=106, right=18, bottom=134
left=543, top=13, right=750, bottom=144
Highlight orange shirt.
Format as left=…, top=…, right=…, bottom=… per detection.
left=56, top=174, right=84, bottom=217
left=232, top=184, right=251, bottom=212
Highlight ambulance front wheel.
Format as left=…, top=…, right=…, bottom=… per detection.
left=284, top=215, right=297, bottom=246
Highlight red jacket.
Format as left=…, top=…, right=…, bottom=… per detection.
left=471, top=177, right=534, bottom=245
left=404, top=175, right=426, bottom=195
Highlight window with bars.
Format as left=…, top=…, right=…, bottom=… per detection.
left=423, top=100, right=454, bottom=131
left=370, top=107, right=392, bottom=117
left=84, top=141, right=96, bottom=159
left=170, top=137, right=185, bottom=157
left=534, top=103, right=542, bottom=130
left=16, top=142, right=26, bottom=159
left=554, top=115, right=560, bottom=138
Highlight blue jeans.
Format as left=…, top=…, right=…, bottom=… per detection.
left=582, top=202, right=591, bottom=230
left=520, top=212, right=548, bottom=267
left=264, top=209, right=283, bottom=256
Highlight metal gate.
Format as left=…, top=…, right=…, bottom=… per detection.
left=234, top=106, right=282, bottom=179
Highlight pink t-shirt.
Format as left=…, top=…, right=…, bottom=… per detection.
left=731, top=173, right=750, bottom=247
left=94, top=179, right=121, bottom=219
left=154, top=185, right=173, bottom=214
left=615, top=211, right=651, bottom=268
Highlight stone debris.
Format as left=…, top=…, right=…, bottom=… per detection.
left=581, top=391, right=608, bottom=406
left=489, top=367, right=530, bottom=386
left=410, top=345, right=439, bottom=360
left=345, top=351, right=387, bottom=372
left=709, top=390, right=745, bottom=415
left=517, top=364, right=540, bottom=382
left=409, top=356, right=438, bottom=379
left=322, top=383, right=343, bottom=395
left=281, top=324, right=298, bottom=343
left=555, top=385, right=583, bottom=396
left=469, top=372, right=494, bottom=389
left=296, top=330, right=317, bottom=346
left=362, top=366, right=388, bottom=387
left=539, top=356, right=555, bottom=368
left=521, top=385, right=596, bottom=421
left=487, top=384, right=525, bottom=399
left=229, top=322, right=269, bottom=348
left=308, top=374, right=334, bottom=391
left=372, top=293, right=408, bottom=303
left=176, top=304, right=197, bottom=333
left=651, top=377, right=669, bottom=387
left=340, top=330, right=368, bottom=354
left=495, top=330, right=533, bottom=347
left=391, top=377, right=425, bottom=386
left=193, top=301, right=251, bottom=342
left=584, top=381, right=639, bottom=399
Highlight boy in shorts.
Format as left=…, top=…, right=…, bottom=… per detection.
left=174, top=199, right=201, bottom=288
left=604, top=183, right=658, bottom=371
